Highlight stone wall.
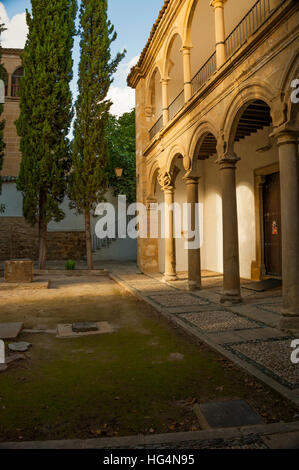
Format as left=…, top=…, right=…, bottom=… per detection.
left=0, top=217, right=86, bottom=261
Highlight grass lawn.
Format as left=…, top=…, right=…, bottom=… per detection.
left=0, top=275, right=297, bottom=442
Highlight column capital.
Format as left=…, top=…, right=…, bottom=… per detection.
left=217, top=152, right=240, bottom=169
left=158, top=169, right=175, bottom=192
left=210, top=0, right=227, bottom=10
left=161, top=78, right=170, bottom=85
left=270, top=123, right=299, bottom=146
left=181, top=45, right=192, bottom=55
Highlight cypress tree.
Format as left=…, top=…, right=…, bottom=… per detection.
left=16, top=0, right=77, bottom=268
left=0, top=22, right=7, bottom=214
left=69, top=0, right=125, bottom=269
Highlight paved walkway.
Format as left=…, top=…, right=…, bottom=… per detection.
left=1, top=421, right=299, bottom=449
left=98, top=262, right=299, bottom=407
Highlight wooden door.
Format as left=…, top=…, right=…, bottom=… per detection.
left=263, top=172, right=282, bottom=277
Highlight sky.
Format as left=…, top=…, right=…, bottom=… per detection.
left=0, top=0, right=164, bottom=115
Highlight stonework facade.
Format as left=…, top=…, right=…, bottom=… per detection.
left=129, top=0, right=299, bottom=330
left=0, top=48, right=87, bottom=261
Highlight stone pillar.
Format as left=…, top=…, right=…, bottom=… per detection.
left=218, top=153, right=242, bottom=303
left=161, top=78, right=169, bottom=126
left=185, top=176, right=201, bottom=290
left=7, top=73, right=12, bottom=98
left=182, top=46, right=192, bottom=102
left=274, top=129, right=299, bottom=332
left=164, top=187, right=177, bottom=281
left=158, top=170, right=177, bottom=281
left=210, top=0, right=227, bottom=69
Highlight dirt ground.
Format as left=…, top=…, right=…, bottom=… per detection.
left=0, top=275, right=297, bottom=442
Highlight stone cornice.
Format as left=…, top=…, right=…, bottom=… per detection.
left=1, top=48, right=23, bottom=57
left=127, top=0, right=182, bottom=88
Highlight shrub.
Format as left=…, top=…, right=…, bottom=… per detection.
left=65, top=260, right=76, bottom=271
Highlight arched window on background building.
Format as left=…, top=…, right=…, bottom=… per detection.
left=11, top=67, right=24, bottom=97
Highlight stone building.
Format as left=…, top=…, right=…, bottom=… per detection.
left=0, top=48, right=136, bottom=263
left=128, top=0, right=299, bottom=330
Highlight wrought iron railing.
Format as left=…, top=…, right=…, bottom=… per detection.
left=148, top=0, right=284, bottom=141
left=191, top=52, right=217, bottom=95
left=168, top=90, right=184, bottom=121
left=149, top=115, right=163, bottom=140
left=225, top=0, right=272, bottom=59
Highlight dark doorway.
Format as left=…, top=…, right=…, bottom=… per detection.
left=263, top=172, right=282, bottom=277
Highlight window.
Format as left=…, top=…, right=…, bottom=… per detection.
left=11, top=67, right=24, bottom=97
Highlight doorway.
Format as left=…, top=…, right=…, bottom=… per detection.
left=263, top=172, right=282, bottom=277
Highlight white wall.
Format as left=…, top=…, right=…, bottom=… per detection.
left=200, top=126, right=278, bottom=280
left=0, top=185, right=137, bottom=261
left=0, top=183, right=23, bottom=216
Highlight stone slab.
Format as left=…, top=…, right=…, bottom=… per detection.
left=243, top=279, right=282, bottom=292
left=0, top=281, right=50, bottom=290
left=4, top=260, right=33, bottom=283
left=262, top=431, right=299, bottom=449
left=0, top=322, right=23, bottom=339
left=199, top=400, right=263, bottom=429
left=57, top=322, right=115, bottom=339
left=8, top=342, right=31, bottom=353
left=72, top=322, right=98, bottom=333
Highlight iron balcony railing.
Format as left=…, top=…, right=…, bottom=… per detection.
left=148, top=0, right=284, bottom=141
left=168, top=90, right=185, bottom=121
left=149, top=115, right=163, bottom=141
left=225, top=0, right=272, bottom=59
left=191, top=52, right=217, bottom=95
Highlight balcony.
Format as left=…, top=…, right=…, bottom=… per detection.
left=148, top=0, right=280, bottom=141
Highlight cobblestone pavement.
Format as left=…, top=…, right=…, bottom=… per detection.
left=100, top=262, right=299, bottom=407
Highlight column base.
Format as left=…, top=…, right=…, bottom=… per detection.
left=279, top=315, right=299, bottom=335
left=220, top=292, right=242, bottom=305
left=163, top=273, right=178, bottom=282
left=188, top=281, right=201, bottom=291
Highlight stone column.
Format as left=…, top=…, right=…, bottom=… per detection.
left=210, top=0, right=227, bottom=69
left=158, top=170, right=177, bottom=281
left=182, top=46, right=192, bottom=102
left=185, top=176, right=201, bottom=290
left=161, top=78, right=169, bottom=126
left=274, top=129, right=299, bottom=332
left=218, top=152, right=242, bottom=303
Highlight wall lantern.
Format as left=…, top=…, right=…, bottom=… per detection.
left=115, top=168, right=123, bottom=179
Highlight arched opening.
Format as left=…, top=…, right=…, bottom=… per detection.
left=192, top=131, right=222, bottom=276
left=165, top=34, right=184, bottom=119
left=11, top=67, right=24, bottom=97
left=187, top=0, right=216, bottom=89
left=148, top=67, right=162, bottom=121
left=229, top=99, right=281, bottom=280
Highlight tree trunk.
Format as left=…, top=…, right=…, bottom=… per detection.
left=38, top=191, right=47, bottom=270
left=85, top=208, right=93, bottom=270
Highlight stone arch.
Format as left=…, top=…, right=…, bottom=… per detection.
left=188, top=121, right=218, bottom=167
left=147, top=161, right=161, bottom=198
left=222, top=82, right=276, bottom=153
left=280, top=52, right=299, bottom=126
left=183, top=0, right=197, bottom=47
left=146, top=65, right=162, bottom=117
left=165, top=143, right=186, bottom=174
left=163, top=29, right=183, bottom=78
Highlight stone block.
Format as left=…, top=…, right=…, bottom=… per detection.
left=4, top=260, right=33, bottom=283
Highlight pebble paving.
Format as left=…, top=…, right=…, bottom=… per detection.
left=227, top=338, right=299, bottom=389
left=148, top=293, right=210, bottom=307
left=179, top=310, right=262, bottom=333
